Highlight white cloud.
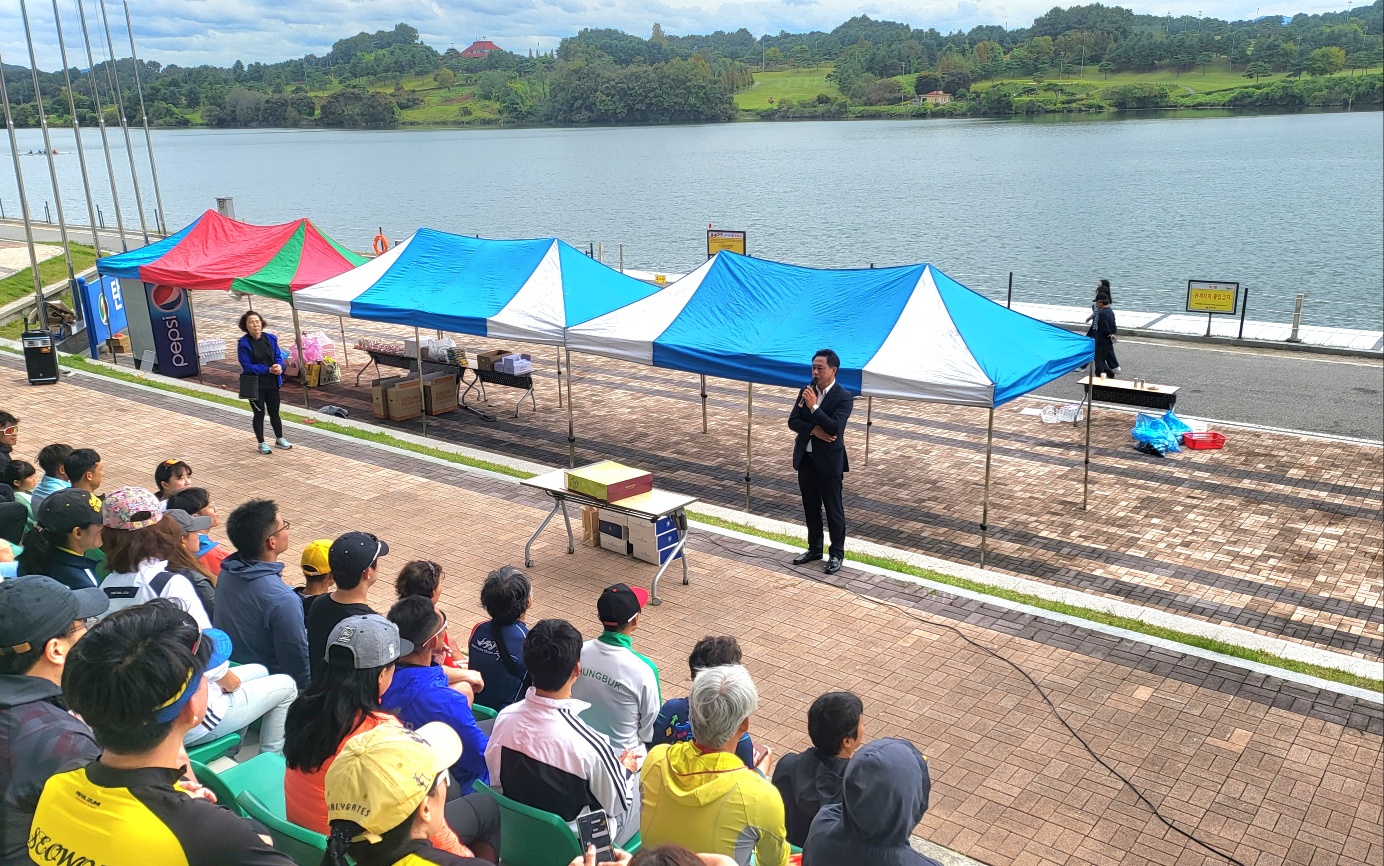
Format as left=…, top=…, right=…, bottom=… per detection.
left=0, top=0, right=1361, bottom=70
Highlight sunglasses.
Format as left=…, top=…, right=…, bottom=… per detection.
left=0, top=426, right=16, bottom=436
left=426, top=611, right=450, bottom=647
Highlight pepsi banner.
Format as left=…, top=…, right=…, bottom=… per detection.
left=145, top=284, right=200, bottom=378
left=78, top=275, right=128, bottom=359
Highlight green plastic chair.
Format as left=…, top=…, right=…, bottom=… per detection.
left=190, top=752, right=287, bottom=818
left=187, top=732, right=241, bottom=764
left=238, top=791, right=327, bottom=866
left=471, top=703, right=498, bottom=721
left=474, top=782, right=640, bottom=866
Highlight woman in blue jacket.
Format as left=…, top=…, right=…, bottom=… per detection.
left=237, top=310, right=293, bottom=454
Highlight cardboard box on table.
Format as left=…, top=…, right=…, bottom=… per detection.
left=421, top=372, right=459, bottom=415
left=476, top=350, right=510, bottom=372
left=566, top=462, right=654, bottom=502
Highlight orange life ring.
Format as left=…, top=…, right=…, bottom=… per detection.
left=372, top=231, right=389, bottom=255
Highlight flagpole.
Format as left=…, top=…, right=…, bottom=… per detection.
left=0, top=44, right=49, bottom=327
left=119, top=0, right=166, bottom=234
left=97, top=0, right=150, bottom=244
left=20, top=0, right=80, bottom=295
left=52, top=0, right=105, bottom=257
left=74, top=0, right=129, bottom=252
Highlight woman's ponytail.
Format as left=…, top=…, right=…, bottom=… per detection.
left=320, top=821, right=359, bottom=866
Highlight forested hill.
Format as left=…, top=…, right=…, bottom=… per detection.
left=2, top=3, right=1381, bottom=129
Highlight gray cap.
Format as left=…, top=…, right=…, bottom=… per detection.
left=165, top=508, right=213, bottom=534
left=326, top=614, right=413, bottom=668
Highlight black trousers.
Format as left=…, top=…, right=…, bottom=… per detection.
left=1094, top=338, right=1119, bottom=377
left=250, top=386, right=284, bottom=442
left=797, top=450, right=846, bottom=559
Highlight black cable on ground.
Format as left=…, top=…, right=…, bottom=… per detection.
left=695, top=533, right=1247, bottom=866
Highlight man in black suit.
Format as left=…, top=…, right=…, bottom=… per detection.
left=787, top=349, right=854, bottom=575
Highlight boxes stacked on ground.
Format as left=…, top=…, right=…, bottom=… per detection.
left=628, top=516, right=682, bottom=565
left=372, top=376, right=423, bottom=420
left=598, top=509, right=630, bottom=555
left=371, top=376, right=408, bottom=419
left=566, top=461, right=653, bottom=502
left=421, top=372, right=459, bottom=415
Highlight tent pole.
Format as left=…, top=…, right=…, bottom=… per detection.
left=979, top=408, right=995, bottom=569
left=416, top=326, right=427, bottom=438
left=290, top=302, right=309, bottom=410
left=1082, top=366, right=1094, bottom=511
left=556, top=349, right=563, bottom=409
left=700, top=374, right=708, bottom=433
left=338, top=316, right=348, bottom=368
left=864, top=396, right=873, bottom=466
left=744, top=382, right=753, bottom=512
left=565, top=349, right=575, bottom=468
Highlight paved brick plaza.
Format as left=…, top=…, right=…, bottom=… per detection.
left=7, top=345, right=1381, bottom=866
left=185, top=292, right=1384, bottom=663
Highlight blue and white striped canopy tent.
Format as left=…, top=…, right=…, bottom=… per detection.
left=568, top=251, right=1094, bottom=408
left=292, top=228, right=660, bottom=345
left=569, top=251, right=1097, bottom=559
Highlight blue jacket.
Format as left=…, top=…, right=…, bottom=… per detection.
left=652, top=696, right=756, bottom=767
left=237, top=332, right=284, bottom=388
left=212, top=553, right=310, bottom=689
left=802, top=738, right=940, bottom=866
left=383, top=663, right=490, bottom=793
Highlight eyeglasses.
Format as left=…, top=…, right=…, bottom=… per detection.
left=265, top=519, right=291, bottom=542
left=0, top=426, right=16, bottom=436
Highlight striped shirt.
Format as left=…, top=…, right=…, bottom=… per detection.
left=484, top=690, right=639, bottom=845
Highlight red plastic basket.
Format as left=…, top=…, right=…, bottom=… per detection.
left=1183, top=432, right=1226, bottom=450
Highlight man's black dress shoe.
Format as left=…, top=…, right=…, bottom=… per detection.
left=792, top=551, right=822, bottom=565
left=824, top=556, right=843, bottom=574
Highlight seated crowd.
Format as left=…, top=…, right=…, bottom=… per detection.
left=0, top=417, right=939, bottom=866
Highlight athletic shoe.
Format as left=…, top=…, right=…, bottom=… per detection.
left=258, top=442, right=272, bottom=455
left=275, top=438, right=294, bottom=450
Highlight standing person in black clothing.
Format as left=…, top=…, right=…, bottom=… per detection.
left=306, top=531, right=389, bottom=680
left=237, top=311, right=293, bottom=455
left=787, top=349, right=855, bottom=575
left=1091, top=296, right=1119, bottom=378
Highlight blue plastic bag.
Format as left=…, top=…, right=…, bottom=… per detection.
left=1161, top=410, right=1192, bottom=435
left=1132, top=413, right=1182, bottom=454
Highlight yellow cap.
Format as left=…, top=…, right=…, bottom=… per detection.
left=301, top=539, right=333, bottom=579
left=324, top=722, right=462, bottom=842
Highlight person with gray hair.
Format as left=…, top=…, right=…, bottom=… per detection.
left=640, top=664, right=789, bottom=866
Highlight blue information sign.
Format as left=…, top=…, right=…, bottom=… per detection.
left=77, top=275, right=129, bottom=359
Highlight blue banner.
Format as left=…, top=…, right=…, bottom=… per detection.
left=78, top=275, right=128, bottom=358
left=144, top=284, right=200, bottom=378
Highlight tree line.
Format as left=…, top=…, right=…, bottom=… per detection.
left=2, top=2, right=1381, bottom=128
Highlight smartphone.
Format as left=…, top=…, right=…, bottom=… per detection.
left=576, top=810, right=615, bottom=863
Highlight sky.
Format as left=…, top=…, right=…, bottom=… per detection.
left=0, top=0, right=1359, bottom=70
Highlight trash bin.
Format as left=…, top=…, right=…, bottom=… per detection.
left=21, top=329, right=60, bottom=385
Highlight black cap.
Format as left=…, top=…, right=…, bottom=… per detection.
left=36, top=488, right=104, bottom=535
left=0, top=576, right=109, bottom=657
left=328, top=531, right=390, bottom=581
left=597, top=583, right=649, bottom=628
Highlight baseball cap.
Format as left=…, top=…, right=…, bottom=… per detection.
left=0, top=575, right=109, bottom=658
left=325, top=722, right=462, bottom=843
left=597, top=583, right=649, bottom=628
left=102, top=486, right=163, bottom=531
left=326, top=614, right=412, bottom=668
left=164, top=508, right=213, bottom=535
left=301, top=539, right=333, bottom=578
left=152, top=627, right=233, bottom=724
left=328, top=531, right=390, bottom=580
left=36, top=488, right=103, bottom=534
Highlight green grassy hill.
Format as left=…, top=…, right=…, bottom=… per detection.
left=735, top=67, right=840, bottom=110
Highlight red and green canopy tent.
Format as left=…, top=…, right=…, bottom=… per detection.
left=96, top=209, right=367, bottom=302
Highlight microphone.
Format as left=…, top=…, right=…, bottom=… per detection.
left=797, top=380, right=818, bottom=408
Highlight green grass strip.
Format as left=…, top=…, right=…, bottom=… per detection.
left=0, top=242, right=98, bottom=307
left=26, top=349, right=1384, bottom=694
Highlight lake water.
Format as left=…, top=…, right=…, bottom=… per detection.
left=4, top=110, right=1382, bottom=329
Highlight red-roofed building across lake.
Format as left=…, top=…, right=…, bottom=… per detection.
left=461, top=40, right=501, bottom=58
